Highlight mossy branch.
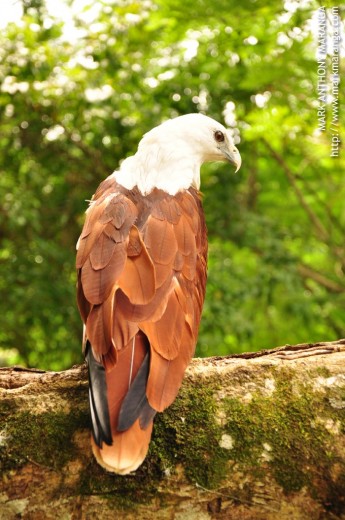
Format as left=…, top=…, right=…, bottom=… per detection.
left=1, top=339, right=345, bottom=519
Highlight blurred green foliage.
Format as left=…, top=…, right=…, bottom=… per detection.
left=0, top=0, right=344, bottom=369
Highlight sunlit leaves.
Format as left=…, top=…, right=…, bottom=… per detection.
left=0, top=0, right=344, bottom=367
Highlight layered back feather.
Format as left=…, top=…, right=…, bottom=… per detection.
left=76, top=180, right=207, bottom=474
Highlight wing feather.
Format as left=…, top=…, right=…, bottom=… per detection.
left=143, top=217, right=178, bottom=265
left=117, top=227, right=155, bottom=305
left=113, top=293, right=139, bottom=351
left=140, top=288, right=185, bottom=360
left=174, top=215, right=195, bottom=256
left=81, top=246, right=127, bottom=305
left=116, top=275, right=172, bottom=323
left=90, top=233, right=118, bottom=270
left=86, top=301, right=114, bottom=359
left=146, top=325, right=195, bottom=411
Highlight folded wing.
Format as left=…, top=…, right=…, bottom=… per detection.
left=76, top=177, right=207, bottom=473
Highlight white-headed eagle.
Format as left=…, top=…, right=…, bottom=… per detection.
left=76, top=113, right=241, bottom=474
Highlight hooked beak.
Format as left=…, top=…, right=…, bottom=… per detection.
left=222, top=147, right=242, bottom=172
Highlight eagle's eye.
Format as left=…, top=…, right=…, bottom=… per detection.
left=214, top=130, right=225, bottom=143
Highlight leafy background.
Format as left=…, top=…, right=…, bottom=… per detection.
left=0, top=0, right=344, bottom=369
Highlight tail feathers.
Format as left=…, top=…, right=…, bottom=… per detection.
left=86, top=341, right=112, bottom=447
left=91, top=420, right=153, bottom=475
left=87, top=332, right=156, bottom=474
left=118, top=352, right=156, bottom=431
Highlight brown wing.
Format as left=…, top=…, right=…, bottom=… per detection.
left=77, top=179, right=207, bottom=401
left=138, top=189, right=207, bottom=411
left=76, top=177, right=207, bottom=473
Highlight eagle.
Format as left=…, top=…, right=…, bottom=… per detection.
left=76, top=113, right=241, bottom=474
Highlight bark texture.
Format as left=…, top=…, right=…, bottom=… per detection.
left=1, top=339, right=345, bottom=520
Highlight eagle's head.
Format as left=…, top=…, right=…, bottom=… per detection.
left=116, top=113, right=242, bottom=195
left=140, top=113, right=241, bottom=172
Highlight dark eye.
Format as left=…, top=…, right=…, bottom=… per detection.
left=214, top=130, right=225, bottom=143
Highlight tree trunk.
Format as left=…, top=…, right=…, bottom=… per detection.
left=1, top=339, right=345, bottom=520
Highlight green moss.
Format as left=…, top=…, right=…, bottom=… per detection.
left=147, top=365, right=345, bottom=509
left=222, top=367, right=345, bottom=505
left=78, top=460, right=161, bottom=509
left=0, top=409, right=89, bottom=472
left=314, top=366, right=331, bottom=378
left=1, top=405, right=162, bottom=509
left=151, top=375, right=228, bottom=489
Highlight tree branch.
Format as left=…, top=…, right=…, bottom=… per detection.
left=298, top=263, right=345, bottom=293
left=262, top=139, right=330, bottom=242
left=1, top=340, right=345, bottom=519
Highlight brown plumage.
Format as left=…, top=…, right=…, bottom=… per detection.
left=76, top=114, right=241, bottom=474
left=77, top=183, right=207, bottom=473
